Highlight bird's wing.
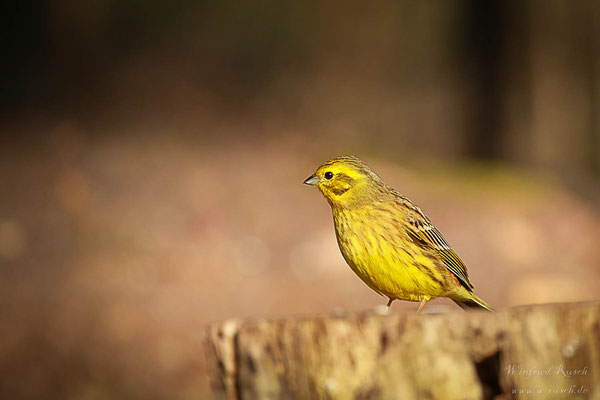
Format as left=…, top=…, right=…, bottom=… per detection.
left=396, top=195, right=474, bottom=290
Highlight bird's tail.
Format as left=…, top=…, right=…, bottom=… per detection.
left=453, top=293, right=493, bottom=311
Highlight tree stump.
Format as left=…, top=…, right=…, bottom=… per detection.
left=205, top=302, right=600, bottom=399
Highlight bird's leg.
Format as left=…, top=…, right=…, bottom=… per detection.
left=386, top=298, right=394, bottom=309
left=416, top=298, right=428, bottom=314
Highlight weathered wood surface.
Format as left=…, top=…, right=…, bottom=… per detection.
left=205, top=302, right=600, bottom=400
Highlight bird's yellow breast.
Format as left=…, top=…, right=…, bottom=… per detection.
left=332, top=205, right=450, bottom=302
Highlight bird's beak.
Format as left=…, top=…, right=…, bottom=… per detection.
left=303, top=174, right=319, bottom=186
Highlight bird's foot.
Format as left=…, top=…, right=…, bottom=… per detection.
left=416, top=297, right=428, bottom=314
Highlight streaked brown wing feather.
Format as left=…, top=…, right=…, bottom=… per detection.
left=396, top=194, right=474, bottom=290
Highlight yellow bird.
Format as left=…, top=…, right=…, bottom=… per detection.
left=303, top=155, right=491, bottom=313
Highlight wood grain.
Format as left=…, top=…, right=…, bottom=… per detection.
left=205, top=302, right=600, bottom=400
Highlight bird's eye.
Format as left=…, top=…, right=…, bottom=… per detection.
left=324, top=171, right=334, bottom=180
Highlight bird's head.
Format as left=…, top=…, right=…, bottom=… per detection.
left=303, top=155, right=384, bottom=208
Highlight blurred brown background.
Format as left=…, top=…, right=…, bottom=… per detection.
left=1, top=1, right=600, bottom=399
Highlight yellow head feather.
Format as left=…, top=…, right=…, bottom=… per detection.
left=304, top=156, right=385, bottom=208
